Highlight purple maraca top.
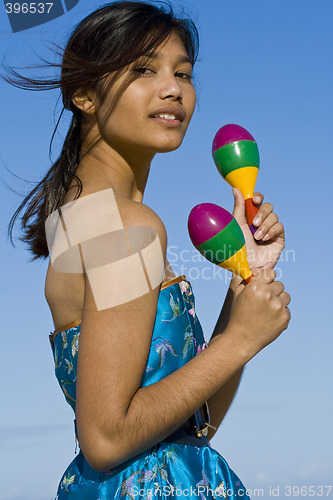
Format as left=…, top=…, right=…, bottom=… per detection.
left=212, top=124, right=255, bottom=153
left=188, top=203, right=233, bottom=246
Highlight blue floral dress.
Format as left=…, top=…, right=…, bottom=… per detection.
left=49, top=276, right=250, bottom=499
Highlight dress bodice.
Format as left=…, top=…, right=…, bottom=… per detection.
left=49, top=276, right=208, bottom=413
left=49, top=275, right=250, bottom=499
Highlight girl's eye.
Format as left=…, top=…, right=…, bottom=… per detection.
left=133, top=67, right=154, bottom=76
left=176, top=72, right=193, bottom=80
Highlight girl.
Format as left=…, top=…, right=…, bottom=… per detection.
left=4, top=1, right=291, bottom=498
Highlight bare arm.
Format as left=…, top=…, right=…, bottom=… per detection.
left=205, top=275, right=245, bottom=441
left=73, top=190, right=290, bottom=472
left=121, top=321, right=248, bottom=462
left=77, top=246, right=290, bottom=472
left=79, top=287, right=250, bottom=471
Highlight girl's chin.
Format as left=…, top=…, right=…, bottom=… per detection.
left=154, top=144, right=182, bottom=153
left=151, top=137, right=184, bottom=153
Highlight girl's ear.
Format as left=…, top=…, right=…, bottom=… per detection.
left=72, top=90, right=96, bottom=115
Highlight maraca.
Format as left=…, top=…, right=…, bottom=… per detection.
left=188, top=203, right=253, bottom=283
left=212, top=124, right=259, bottom=235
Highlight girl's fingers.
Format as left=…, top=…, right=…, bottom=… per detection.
left=261, top=222, right=285, bottom=242
left=248, top=196, right=285, bottom=243
left=280, top=291, right=291, bottom=307
left=252, top=202, right=273, bottom=227
left=253, top=192, right=264, bottom=205
left=253, top=211, right=278, bottom=240
left=271, top=280, right=285, bottom=296
left=258, top=222, right=285, bottom=242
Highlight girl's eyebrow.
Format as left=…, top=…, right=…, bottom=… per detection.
left=177, top=55, right=192, bottom=65
left=146, top=52, right=192, bottom=65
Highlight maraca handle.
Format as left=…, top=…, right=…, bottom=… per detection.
left=245, top=198, right=259, bottom=236
left=243, top=274, right=254, bottom=284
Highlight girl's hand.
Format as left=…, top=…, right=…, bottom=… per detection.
left=232, top=187, right=285, bottom=271
left=227, top=268, right=291, bottom=356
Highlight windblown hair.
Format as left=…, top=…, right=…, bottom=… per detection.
left=2, top=0, right=199, bottom=259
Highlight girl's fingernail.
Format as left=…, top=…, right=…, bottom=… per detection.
left=253, top=216, right=261, bottom=226
left=262, top=233, right=270, bottom=241
left=254, top=229, right=263, bottom=240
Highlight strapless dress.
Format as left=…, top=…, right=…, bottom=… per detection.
left=49, top=275, right=250, bottom=499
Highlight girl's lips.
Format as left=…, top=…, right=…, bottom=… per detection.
left=150, top=116, right=182, bottom=127
left=149, top=106, right=185, bottom=123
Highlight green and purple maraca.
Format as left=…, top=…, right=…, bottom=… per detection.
left=188, top=203, right=253, bottom=283
left=212, top=124, right=260, bottom=235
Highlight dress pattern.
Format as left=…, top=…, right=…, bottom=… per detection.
left=50, top=276, right=250, bottom=499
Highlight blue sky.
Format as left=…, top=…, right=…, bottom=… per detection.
left=1, top=0, right=332, bottom=498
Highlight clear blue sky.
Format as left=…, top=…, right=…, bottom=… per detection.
left=1, top=1, right=332, bottom=499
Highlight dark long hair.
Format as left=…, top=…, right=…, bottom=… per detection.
left=2, top=0, right=199, bottom=260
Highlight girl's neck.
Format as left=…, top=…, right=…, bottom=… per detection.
left=77, top=140, right=154, bottom=202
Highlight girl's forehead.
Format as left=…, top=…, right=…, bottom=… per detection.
left=138, top=34, right=191, bottom=63
left=157, top=32, right=188, bottom=53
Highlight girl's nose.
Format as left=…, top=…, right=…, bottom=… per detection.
left=158, top=74, right=183, bottom=102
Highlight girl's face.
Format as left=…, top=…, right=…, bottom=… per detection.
left=93, top=32, right=197, bottom=159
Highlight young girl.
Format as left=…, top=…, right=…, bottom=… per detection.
left=4, top=1, right=291, bottom=498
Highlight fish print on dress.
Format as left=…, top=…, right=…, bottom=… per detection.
left=50, top=277, right=250, bottom=499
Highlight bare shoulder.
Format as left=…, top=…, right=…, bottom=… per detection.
left=115, top=195, right=167, bottom=248
left=64, top=181, right=166, bottom=236
left=45, top=181, right=168, bottom=330
left=62, top=184, right=167, bottom=262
